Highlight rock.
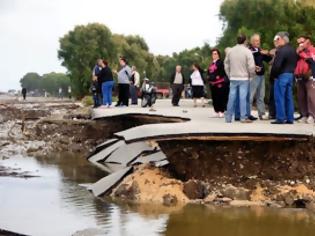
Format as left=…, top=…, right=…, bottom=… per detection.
left=183, top=180, right=205, bottom=199
left=114, top=181, right=140, bottom=200
left=306, top=202, right=315, bottom=212
left=229, top=200, right=264, bottom=207
left=221, top=184, right=250, bottom=200
left=163, top=194, right=178, bottom=206
left=204, top=193, right=216, bottom=203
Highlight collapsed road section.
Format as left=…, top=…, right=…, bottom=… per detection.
left=88, top=107, right=315, bottom=209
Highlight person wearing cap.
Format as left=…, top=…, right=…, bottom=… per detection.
left=270, top=32, right=298, bottom=124
left=295, top=36, right=315, bottom=124
left=224, top=34, right=256, bottom=123
left=248, top=34, right=272, bottom=120
left=115, top=56, right=132, bottom=107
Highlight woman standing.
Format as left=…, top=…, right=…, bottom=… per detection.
left=190, top=63, right=206, bottom=107
left=115, top=56, right=132, bottom=107
left=98, top=60, right=114, bottom=108
left=208, top=49, right=229, bottom=117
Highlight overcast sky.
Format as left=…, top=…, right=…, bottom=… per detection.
left=0, top=0, right=224, bottom=91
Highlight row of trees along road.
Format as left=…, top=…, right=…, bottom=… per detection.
left=18, top=0, right=314, bottom=98
left=20, top=72, right=71, bottom=96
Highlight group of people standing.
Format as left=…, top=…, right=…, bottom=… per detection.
left=91, top=57, right=140, bottom=108
left=171, top=32, right=315, bottom=125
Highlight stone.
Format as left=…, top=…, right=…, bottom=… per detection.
left=221, top=184, right=251, bottom=200
left=229, top=200, right=264, bottom=207
left=183, top=180, right=206, bottom=200
left=163, top=194, right=178, bottom=206
left=114, top=181, right=140, bottom=200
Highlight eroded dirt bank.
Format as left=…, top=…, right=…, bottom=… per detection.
left=109, top=139, right=315, bottom=211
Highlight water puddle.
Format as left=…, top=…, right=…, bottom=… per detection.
left=1, top=154, right=315, bottom=236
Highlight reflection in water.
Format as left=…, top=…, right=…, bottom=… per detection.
left=164, top=204, right=315, bottom=236
left=0, top=154, right=315, bottom=236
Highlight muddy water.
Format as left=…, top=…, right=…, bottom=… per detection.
left=1, top=155, right=315, bottom=236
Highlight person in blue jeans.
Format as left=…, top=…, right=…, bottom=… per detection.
left=97, top=60, right=114, bottom=108
left=270, top=32, right=297, bottom=124
left=224, top=34, right=256, bottom=123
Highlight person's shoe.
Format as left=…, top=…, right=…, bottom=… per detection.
left=240, top=119, right=253, bottom=123
left=259, top=114, right=269, bottom=120
left=271, top=120, right=285, bottom=124
left=115, top=103, right=120, bottom=107
left=297, top=117, right=308, bottom=123
left=307, top=116, right=315, bottom=124
left=285, top=120, right=294, bottom=124
left=173, top=104, right=179, bottom=107
left=248, top=115, right=258, bottom=121
left=235, top=118, right=240, bottom=121
left=295, top=114, right=303, bottom=121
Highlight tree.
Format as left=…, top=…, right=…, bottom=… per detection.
left=20, top=72, right=42, bottom=91
left=58, top=23, right=115, bottom=98
left=41, top=72, right=71, bottom=96
left=218, top=0, right=315, bottom=50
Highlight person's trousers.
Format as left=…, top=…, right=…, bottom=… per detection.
left=234, top=83, right=250, bottom=120
left=102, top=81, right=114, bottom=106
left=129, top=84, right=138, bottom=104
left=172, top=84, right=184, bottom=105
left=226, top=80, right=250, bottom=122
left=250, top=75, right=266, bottom=116
left=269, top=80, right=276, bottom=118
left=296, top=78, right=315, bottom=118
left=117, top=84, right=130, bottom=106
left=210, top=85, right=229, bottom=113
left=274, top=73, right=294, bottom=123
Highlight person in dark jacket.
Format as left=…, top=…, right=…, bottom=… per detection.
left=270, top=32, right=298, bottom=124
left=92, top=59, right=102, bottom=107
left=249, top=34, right=272, bottom=120
left=208, top=48, right=229, bottom=117
left=21, top=88, right=27, bottom=100
left=97, top=60, right=114, bottom=108
left=170, top=65, right=185, bottom=106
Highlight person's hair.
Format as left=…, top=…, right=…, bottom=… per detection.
left=96, top=58, right=102, bottom=64
left=193, top=63, right=202, bottom=72
left=103, top=60, right=108, bottom=66
left=250, top=33, right=260, bottom=43
left=276, top=32, right=290, bottom=43
left=237, top=34, right=247, bottom=44
left=119, top=56, right=127, bottom=64
left=211, top=48, right=221, bottom=58
left=298, top=35, right=312, bottom=43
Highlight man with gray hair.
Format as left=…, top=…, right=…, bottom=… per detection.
left=270, top=32, right=297, bottom=124
left=249, top=33, right=272, bottom=120
left=170, top=65, right=186, bottom=106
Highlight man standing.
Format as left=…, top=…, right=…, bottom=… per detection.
left=92, top=59, right=102, bottom=107
left=225, top=34, right=256, bottom=123
left=271, top=32, right=298, bottom=124
left=170, top=65, right=185, bottom=106
left=21, top=88, right=27, bottom=100
left=295, top=36, right=315, bottom=124
left=249, top=34, right=272, bottom=120
left=130, top=66, right=140, bottom=105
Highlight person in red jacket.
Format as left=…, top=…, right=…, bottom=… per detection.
left=295, top=36, right=315, bottom=124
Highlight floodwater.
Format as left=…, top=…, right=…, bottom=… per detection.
left=1, top=155, right=315, bottom=236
